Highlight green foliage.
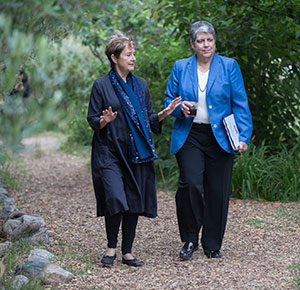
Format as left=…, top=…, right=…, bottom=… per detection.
left=1, top=93, right=64, bottom=148
left=0, top=13, right=65, bottom=149
left=3, top=239, right=33, bottom=272
left=1, top=279, right=43, bottom=290
left=0, top=147, right=18, bottom=189
left=232, top=143, right=300, bottom=201
left=79, top=0, right=158, bottom=61
left=49, top=36, right=101, bottom=148
left=0, top=0, right=85, bottom=40
left=0, top=14, right=34, bottom=98
left=66, top=104, right=93, bottom=147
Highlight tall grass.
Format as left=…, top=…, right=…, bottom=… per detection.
left=232, top=143, right=300, bottom=201
left=0, top=148, right=19, bottom=190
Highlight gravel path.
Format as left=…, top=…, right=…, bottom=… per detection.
left=11, top=136, right=300, bottom=289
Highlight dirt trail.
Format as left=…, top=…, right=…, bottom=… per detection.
left=11, top=136, right=300, bottom=289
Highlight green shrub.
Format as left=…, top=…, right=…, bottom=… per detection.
left=0, top=14, right=65, bottom=149
left=232, top=143, right=300, bottom=201
left=49, top=36, right=104, bottom=149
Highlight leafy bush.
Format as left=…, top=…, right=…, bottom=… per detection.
left=49, top=37, right=104, bottom=149
left=0, top=14, right=65, bottom=149
left=232, top=143, right=300, bottom=201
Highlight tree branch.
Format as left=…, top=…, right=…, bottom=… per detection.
left=88, top=44, right=104, bottom=63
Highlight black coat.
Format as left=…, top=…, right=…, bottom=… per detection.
left=87, top=74, right=161, bottom=218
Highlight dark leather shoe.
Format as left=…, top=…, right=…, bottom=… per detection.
left=122, top=258, right=143, bottom=267
left=179, top=242, right=198, bottom=260
left=101, top=254, right=116, bottom=266
left=203, top=249, right=222, bottom=259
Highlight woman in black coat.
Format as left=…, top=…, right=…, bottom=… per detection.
left=87, top=31, right=180, bottom=267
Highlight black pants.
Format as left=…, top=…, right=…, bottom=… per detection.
left=175, top=123, right=234, bottom=251
left=104, top=212, right=138, bottom=255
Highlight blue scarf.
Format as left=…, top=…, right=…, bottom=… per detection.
left=109, top=69, right=157, bottom=164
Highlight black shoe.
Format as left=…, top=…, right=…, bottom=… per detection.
left=101, top=254, right=116, bottom=266
left=122, top=258, right=143, bottom=267
left=203, top=249, right=222, bottom=259
left=179, top=242, right=198, bottom=260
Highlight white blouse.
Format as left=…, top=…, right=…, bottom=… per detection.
left=193, top=69, right=210, bottom=124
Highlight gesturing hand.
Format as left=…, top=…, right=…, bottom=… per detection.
left=100, top=106, right=118, bottom=128
left=158, top=96, right=182, bottom=121
left=164, top=96, right=182, bottom=115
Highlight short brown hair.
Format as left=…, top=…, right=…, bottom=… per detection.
left=105, top=31, right=135, bottom=68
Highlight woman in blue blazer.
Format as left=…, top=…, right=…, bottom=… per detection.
left=164, top=20, right=252, bottom=260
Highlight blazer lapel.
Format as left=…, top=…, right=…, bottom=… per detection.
left=189, top=54, right=198, bottom=101
left=206, top=53, right=220, bottom=96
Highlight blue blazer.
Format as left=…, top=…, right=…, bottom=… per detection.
left=164, top=53, right=253, bottom=155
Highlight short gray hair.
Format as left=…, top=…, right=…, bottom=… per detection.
left=190, top=21, right=216, bottom=43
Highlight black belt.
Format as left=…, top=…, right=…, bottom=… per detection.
left=192, top=122, right=211, bottom=127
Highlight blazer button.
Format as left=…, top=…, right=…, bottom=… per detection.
left=213, top=124, right=217, bottom=128
left=209, top=105, right=212, bottom=109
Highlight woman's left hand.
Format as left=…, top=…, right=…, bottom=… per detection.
left=238, top=142, right=248, bottom=152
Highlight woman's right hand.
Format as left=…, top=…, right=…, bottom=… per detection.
left=100, top=106, right=118, bottom=128
left=180, top=101, right=195, bottom=118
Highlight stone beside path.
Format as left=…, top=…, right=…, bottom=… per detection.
left=0, top=183, right=74, bottom=288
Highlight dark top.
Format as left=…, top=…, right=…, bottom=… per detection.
left=10, top=80, right=30, bottom=98
left=87, top=74, right=162, bottom=218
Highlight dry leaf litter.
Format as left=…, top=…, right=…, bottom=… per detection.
left=9, top=136, right=299, bottom=289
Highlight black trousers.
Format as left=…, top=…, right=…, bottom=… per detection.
left=104, top=212, right=138, bottom=255
left=175, top=123, right=234, bottom=251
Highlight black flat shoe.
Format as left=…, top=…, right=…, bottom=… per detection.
left=203, top=249, right=222, bottom=259
left=101, top=254, right=116, bottom=266
left=179, top=242, right=198, bottom=260
left=122, top=258, right=143, bottom=267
